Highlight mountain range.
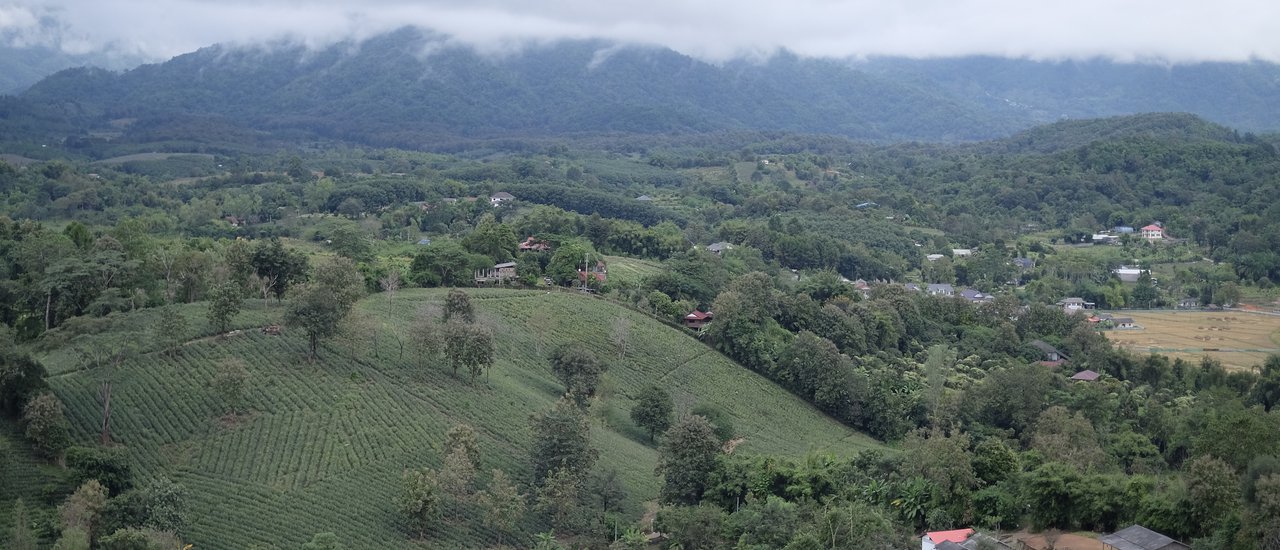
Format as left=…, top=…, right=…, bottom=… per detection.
left=6, top=27, right=1280, bottom=148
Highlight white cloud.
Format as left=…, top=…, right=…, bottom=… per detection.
left=6, top=0, right=1280, bottom=63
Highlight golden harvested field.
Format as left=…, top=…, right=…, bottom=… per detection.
left=1104, top=311, right=1280, bottom=371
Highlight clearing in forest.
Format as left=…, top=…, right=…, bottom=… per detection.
left=1102, top=310, right=1280, bottom=370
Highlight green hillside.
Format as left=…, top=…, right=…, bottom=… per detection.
left=35, top=288, right=881, bottom=549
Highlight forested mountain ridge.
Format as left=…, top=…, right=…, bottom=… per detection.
left=9, top=27, right=1280, bottom=149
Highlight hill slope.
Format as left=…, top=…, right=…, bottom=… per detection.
left=37, top=289, right=880, bottom=549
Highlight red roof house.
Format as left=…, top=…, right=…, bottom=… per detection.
left=1071, top=369, right=1101, bottom=382
left=683, top=310, right=713, bottom=330
left=1140, top=224, right=1164, bottom=240
left=923, top=529, right=976, bottom=550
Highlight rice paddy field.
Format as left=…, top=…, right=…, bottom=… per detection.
left=23, top=288, right=880, bottom=549
left=1102, top=310, right=1280, bottom=371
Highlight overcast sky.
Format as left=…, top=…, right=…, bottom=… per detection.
left=3, top=0, right=1279, bottom=64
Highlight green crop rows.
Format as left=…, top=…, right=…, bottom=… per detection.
left=39, top=288, right=881, bottom=548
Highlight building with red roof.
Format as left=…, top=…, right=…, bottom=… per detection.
left=1140, top=224, right=1164, bottom=240
left=683, top=310, right=713, bottom=330
left=923, top=529, right=976, bottom=550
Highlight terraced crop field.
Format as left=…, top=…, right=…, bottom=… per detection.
left=38, top=288, right=881, bottom=549
left=1102, top=310, right=1280, bottom=370
left=602, top=255, right=665, bottom=288
left=0, top=426, right=67, bottom=544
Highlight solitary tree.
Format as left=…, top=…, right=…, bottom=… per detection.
left=535, top=467, right=584, bottom=536
left=530, top=398, right=598, bottom=485
left=401, top=468, right=442, bottom=539
left=210, top=358, right=250, bottom=415
left=610, top=317, right=632, bottom=359
left=410, top=304, right=444, bottom=368
left=250, top=238, right=308, bottom=300
left=59, top=480, right=108, bottom=541
left=285, top=257, right=364, bottom=359
left=152, top=307, right=188, bottom=356
left=23, top=392, right=71, bottom=459
left=630, top=385, right=673, bottom=442
left=442, top=320, right=495, bottom=381
left=444, top=289, right=475, bottom=323
left=657, top=415, right=722, bottom=505
left=444, top=423, right=481, bottom=468
left=550, top=344, right=607, bottom=404
left=477, top=469, right=525, bottom=547
left=437, top=447, right=477, bottom=519
left=207, top=281, right=243, bottom=333
left=0, top=352, right=49, bottom=418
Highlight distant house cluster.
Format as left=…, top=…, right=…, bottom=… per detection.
left=1093, top=222, right=1166, bottom=244
left=905, top=283, right=994, bottom=304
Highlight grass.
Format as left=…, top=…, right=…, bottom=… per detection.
left=603, top=255, right=665, bottom=288
left=1102, top=310, right=1280, bottom=371
left=90, top=153, right=216, bottom=165
left=32, top=288, right=881, bottom=549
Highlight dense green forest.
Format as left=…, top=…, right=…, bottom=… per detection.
left=2, top=111, right=1280, bottom=549
left=6, top=27, right=1280, bottom=151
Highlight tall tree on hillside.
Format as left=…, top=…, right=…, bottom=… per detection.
left=1253, top=355, right=1280, bottom=412
left=442, top=320, right=495, bottom=381
left=401, top=468, right=442, bottom=539
left=1186, top=455, right=1240, bottom=536
left=0, top=352, right=49, bottom=418
left=657, top=415, right=722, bottom=505
left=285, top=257, right=364, bottom=359
left=610, top=316, right=632, bottom=360
left=23, top=392, right=71, bottom=459
left=630, top=385, right=673, bottom=442
left=379, top=270, right=404, bottom=360
left=151, top=306, right=188, bottom=357
left=529, top=398, right=598, bottom=485
left=210, top=358, right=250, bottom=416
left=550, top=344, right=607, bottom=404
left=437, top=447, right=477, bottom=520
left=535, top=467, right=585, bottom=536
left=410, top=304, right=444, bottom=368
left=58, top=480, right=108, bottom=544
left=207, top=281, right=242, bottom=333
left=250, top=238, right=309, bottom=300
left=444, top=289, right=474, bottom=323
left=444, top=423, right=481, bottom=468
left=477, top=469, right=525, bottom=547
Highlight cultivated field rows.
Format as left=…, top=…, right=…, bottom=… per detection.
left=39, top=288, right=878, bottom=548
